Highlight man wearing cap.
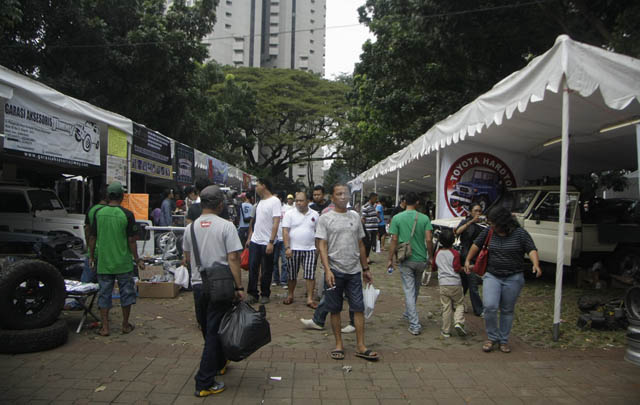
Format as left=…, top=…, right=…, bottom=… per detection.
left=183, top=185, right=244, bottom=397
left=89, top=182, right=144, bottom=337
left=286, top=194, right=294, bottom=207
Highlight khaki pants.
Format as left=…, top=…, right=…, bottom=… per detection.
left=439, top=285, right=465, bottom=333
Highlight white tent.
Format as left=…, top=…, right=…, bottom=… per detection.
left=352, top=35, right=640, bottom=340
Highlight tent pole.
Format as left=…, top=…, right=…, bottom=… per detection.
left=395, top=169, right=400, bottom=206
left=553, top=75, right=570, bottom=342
left=435, top=149, right=441, bottom=220
left=360, top=185, right=364, bottom=207
left=374, top=179, right=377, bottom=194
left=636, top=124, right=640, bottom=198
left=127, top=141, right=132, bottom=193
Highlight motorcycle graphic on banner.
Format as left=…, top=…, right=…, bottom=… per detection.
left=444, top=152, right=516, bottom=217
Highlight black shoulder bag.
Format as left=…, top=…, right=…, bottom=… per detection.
left=190, top=223, right=236, bottom=304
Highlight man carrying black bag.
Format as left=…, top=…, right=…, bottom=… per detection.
left=183, top=186, right=245, bottom=397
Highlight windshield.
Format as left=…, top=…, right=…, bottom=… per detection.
left=495, top=190, right=538, bottom=214
left=28, top=190, right=66, bottom=211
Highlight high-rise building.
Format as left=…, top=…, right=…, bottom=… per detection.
left=203, top=0, right=326, bottom=75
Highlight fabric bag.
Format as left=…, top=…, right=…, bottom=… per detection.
left=396, top=212, right=419, bottom=262
left=218, top=301, right=271, bottom=361
left=189, top=224, right=236, bottom=304
left=363, top=283, right=381, bottom=319
left=240, top=248, right=250, bottom=270
left=473, top=228, right=494, bottom=277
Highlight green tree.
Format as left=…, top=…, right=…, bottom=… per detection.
left=345, top=0, right=640, bottom=168
left=213, top=67, right=350, bottom=181
left=0, top=0, right=219, bottom=145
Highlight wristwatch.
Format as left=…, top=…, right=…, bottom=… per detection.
left=269, top=239, right=275, bottom=244
left=235, top=287, right=244, bottom=291
left=363, top=267, right=370, bottom=272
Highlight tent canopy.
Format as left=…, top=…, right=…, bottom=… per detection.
left=353, top=35, right=640, bottom=196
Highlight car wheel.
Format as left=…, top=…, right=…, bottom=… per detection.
left=0, top=319, right=68, bottom=354
left=607, top=247, right=640, bottom=279
left=0, top=259, right=65, bottom=330
left=82, top=134, right=92, bottom=152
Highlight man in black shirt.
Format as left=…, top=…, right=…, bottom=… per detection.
left=309, top=185, right=330, bottom=213
left=390, top=197, right=406, bottom=221
left=186, top=178, right=230, bottom=224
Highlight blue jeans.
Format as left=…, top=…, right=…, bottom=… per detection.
left=97, top=272, right=136, bottom=309
left=81, top=256, right=97, bottom=283
left=399, top=261, right=427, bottom=332
left=272, top=240, right=288, bottom=284
left=483, top=272, right=524, bottom=344
left=313, top=291, right=355, bottom=327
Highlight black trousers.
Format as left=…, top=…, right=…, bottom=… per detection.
left=194, top=299, right=231, bottom=391
left=364, top=230, right=378, bottom=257
left=248, top=242, right=275, bottom=299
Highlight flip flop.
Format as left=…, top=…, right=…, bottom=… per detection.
left=306, top=302, right=318, bottom=309
left=96, top=329, right=110, bottom=337
left=330, top=350, right=345, bottom=360
left=122, top=323, right=135, bottom=334
left=283, top=297, right=294, bottom=305
left=355, top=349, right=379, bottom=361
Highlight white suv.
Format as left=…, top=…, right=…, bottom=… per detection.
left=0, top=185, right=86, bottom=248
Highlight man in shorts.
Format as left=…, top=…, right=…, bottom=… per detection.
left=316, top=184, right=379, bottom=361
left=89, top=181, right=144, bottom=336
left=282, top=191, right=319, bottom=308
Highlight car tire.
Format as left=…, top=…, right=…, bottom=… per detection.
left=606, top=247, right=640, bottom=278
left=0, top=259, right=66, bottom=330
left=0, top=318, right=68, bottom=354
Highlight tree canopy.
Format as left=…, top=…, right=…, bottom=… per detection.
left=342, top=0, right=640, bottom=174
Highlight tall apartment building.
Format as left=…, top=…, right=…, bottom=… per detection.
left=203, top=0, right=326, bottom=75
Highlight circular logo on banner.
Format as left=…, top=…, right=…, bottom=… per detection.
left=445, top=152, right=516, bottom=217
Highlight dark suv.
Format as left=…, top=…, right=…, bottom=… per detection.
left=449, top=169, right=501, bottom=212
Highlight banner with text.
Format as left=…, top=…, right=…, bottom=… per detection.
left=131, top=124, right=172, bottom=180
left=175, top=142, right=194, bottom=185
left=3, top=93, right=101, bottom=167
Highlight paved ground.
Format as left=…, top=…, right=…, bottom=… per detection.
left=1, top=250, right=640, bottom=404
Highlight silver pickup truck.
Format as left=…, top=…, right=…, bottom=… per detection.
left=432, top=186, right=640, bottom=276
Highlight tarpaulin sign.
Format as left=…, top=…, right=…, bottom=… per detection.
left=3, top=94, right=101, bottom=167
left=131, top=124, right=172, bottom=180
left=175, top=142, right=194, bottom=185
left=208, top=157, right=228, bottom=184
left=122, top=193, right=149, bottom=221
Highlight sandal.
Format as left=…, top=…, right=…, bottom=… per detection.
left=499, top=344, right=512, bottom=353
left=482, top=341, right=497, bottom=352
left=330, top=350, right=345, bottom=360
left=283, top=296, right=294, bottom=305
left=122, top=323, right=135, bottom=334
left=306, top=301, right=318, bottom=309
left=355, top=349, right=379, bottom=361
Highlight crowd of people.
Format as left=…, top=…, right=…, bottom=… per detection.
left=84, top=177, right=542, bottom=397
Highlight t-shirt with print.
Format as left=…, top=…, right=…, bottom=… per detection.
left=277, top=204, right=294, bottom=241
left=315, top=210, right=365, bottom=275
left=91, top=205, right=137, bottom=275
left=238, top=202, right=253, bottom=228
left=388, top=209, right=433, bottom=262
left=182, top=214, right=243, bottom=286
left=282, top=208, right=319, bottom=251
left=473, top=226, right=537, bottom=277
left=251, top=196, right=282, bottom=245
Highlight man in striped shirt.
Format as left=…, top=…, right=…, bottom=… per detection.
left=361, top=193, right=379, bottom=260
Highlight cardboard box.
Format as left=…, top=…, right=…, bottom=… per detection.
left=137, top=281, right=181, bottom=298
left=139, top=265, right=165, bottom=281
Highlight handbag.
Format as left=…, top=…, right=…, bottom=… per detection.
left=396, top=212, right=419, bottom=263
left=240, top=248, right=250, bottom=271
left=190, top=224, right=236, bottom=304
left=473, top=228, right=494, bottom=277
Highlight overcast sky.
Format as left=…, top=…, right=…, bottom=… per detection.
left=324, top=0, right=375, bottom=80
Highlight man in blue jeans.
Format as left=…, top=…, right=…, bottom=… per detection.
left=387, top=192, right=434, bottom=335
left=315, top=183, right=379, bottom=361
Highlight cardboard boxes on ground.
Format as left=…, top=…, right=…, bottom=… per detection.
left=137, top=265, right=181, bottom=298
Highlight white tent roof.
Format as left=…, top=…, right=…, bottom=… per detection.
left=353, top=35, right=640, bottom=192
left=0, top=65, right=133, bottom=136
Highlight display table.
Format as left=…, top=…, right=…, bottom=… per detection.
left=64, top=281, right=100, bottom=333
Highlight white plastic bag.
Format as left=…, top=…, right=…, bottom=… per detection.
left=173, top=265, right=190, bottom=289
left=363, top=283, right=380, bottom=319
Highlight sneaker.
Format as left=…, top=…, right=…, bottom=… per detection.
left=441, top=331, right=451, bottom=338
left=194, top=381, right=225, bottom=397
left=341, top=324, right=356, bottom=334
left=246, top=295, right=258, bottom=304
left=282, top=285, right=288, bottom=289
left=259, top=296, right=270, bottom=304
left=271, top=282, right=277, bottom=286
left=408, top=327, right=421, bottom=336
left=480, top=311, right=485, bottom=318
left=300, top=318, right=324, bottom=330
left=454, top=323, right=467, bottom=337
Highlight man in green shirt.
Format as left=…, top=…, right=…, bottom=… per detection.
left=387, top=192, right=434, bottom=335
left=81, top=186, right=107, bottom=283
left=89, top=181, right=144, bottom=336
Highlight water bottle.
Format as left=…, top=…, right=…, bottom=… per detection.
left=387, top=266, right=394, bottom=274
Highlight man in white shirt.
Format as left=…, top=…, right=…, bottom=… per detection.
left=282, top=191, right=320, bottom=308
left=246, top=178, right=281, bottom=304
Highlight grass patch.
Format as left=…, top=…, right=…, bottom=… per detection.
left=507, top=277, right=628, bottom=349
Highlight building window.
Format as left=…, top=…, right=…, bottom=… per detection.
left=310, top=19, right=315, bottom=24
left=310, top=39, right=314, bottom=44
left=226, top=0, right=232, bottom=5
left=310, top=49, right=314, bottom=54
left=225, top=24, right=231, bottom=29
left=226, top=12, right=232, bottom=17
left=310, top=29, right=314, bottom=34
left=311, top=9, right=315, bottom=14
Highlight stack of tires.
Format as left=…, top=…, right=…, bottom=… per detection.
left=0, top=260, right=69, bottom=354
left=624, top=286, right=640, bottom=366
